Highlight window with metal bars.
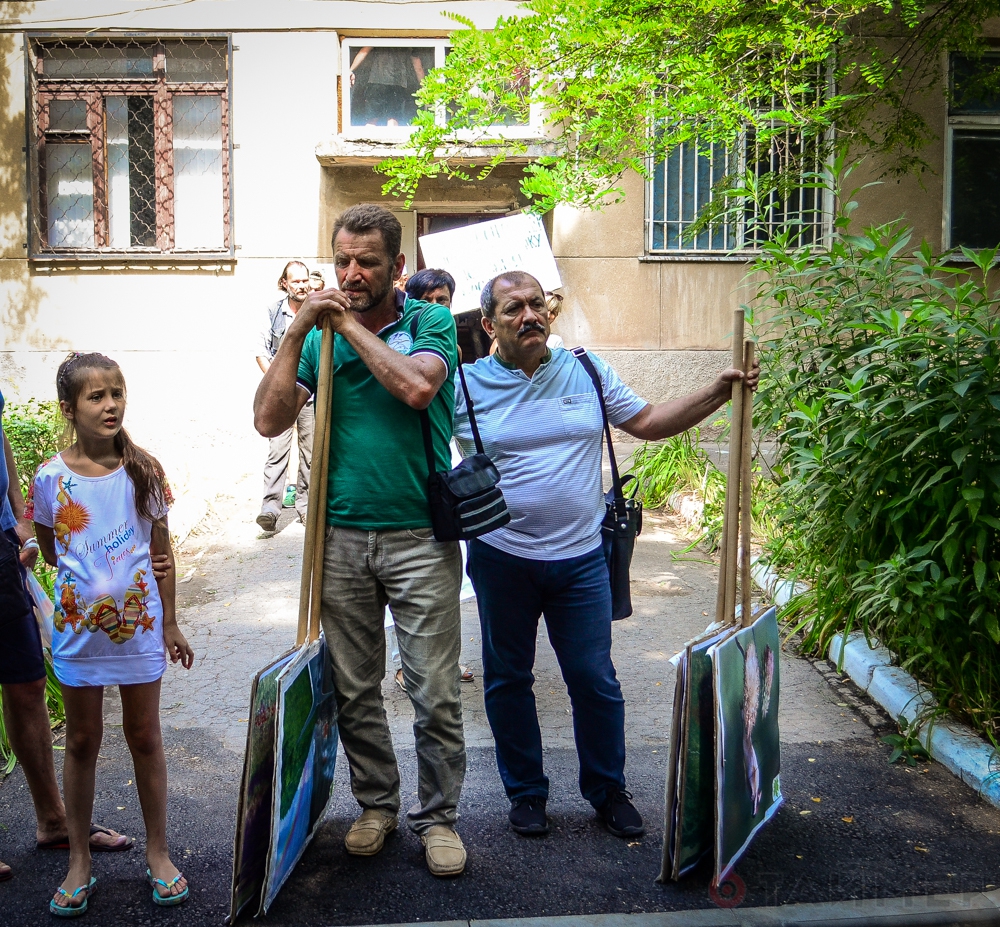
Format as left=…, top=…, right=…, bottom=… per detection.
left=27, top=36, right=232, bottom=258
left=646, top=128, right=829, bottom=254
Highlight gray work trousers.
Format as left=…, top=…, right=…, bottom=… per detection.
left=319, top=525, right=465, bottom=834
left=260, top=399, right=313, bottom=522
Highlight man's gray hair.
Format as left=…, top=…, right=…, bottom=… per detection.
left=480, top=270, right=541, bottom=320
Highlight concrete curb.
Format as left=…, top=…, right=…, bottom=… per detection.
left=750, top=559, right=1000, bottom=810
left=364, top=889, right=1000, bottom=926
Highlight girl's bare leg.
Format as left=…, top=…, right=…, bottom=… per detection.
left=54, top=685, right=104, bottom=908
left=120, top=679, right=186, bottom=898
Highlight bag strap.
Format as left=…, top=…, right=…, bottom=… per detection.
left=409, top=309, right=484, bottom=479
left=571, top=346, right=624, bottom=502
left=457, top=363, right=486, bottom=455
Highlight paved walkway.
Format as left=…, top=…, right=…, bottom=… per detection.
left=161, top=485, right=865, bottom=757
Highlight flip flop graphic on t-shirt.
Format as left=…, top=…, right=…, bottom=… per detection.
left=89, top=595, right=123, bottom=642
left=121, top=570, right=153, bottom=638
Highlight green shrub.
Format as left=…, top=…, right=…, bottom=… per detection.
left=752, top=213, right=1000, bottom=742
left=0, top=399, right=65, bottom=775
left=4, top=399, right=63, bottom=496
left=628, top=427, right=779, bottom=554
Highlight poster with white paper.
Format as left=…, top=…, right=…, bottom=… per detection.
left=418, top=213, right=562, bottom=314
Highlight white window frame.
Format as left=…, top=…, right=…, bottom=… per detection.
left=340, top=37, right=539, bottom=142
left=942, top=52, right=1000, bottom=252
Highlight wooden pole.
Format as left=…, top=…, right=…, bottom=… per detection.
left=307, top=321, right=335, bottom=643
left=297, top=321, right=334, bottom=646
left=716, top=309, right=745, bottom=626
left=740, top=341, right=755, bottom=628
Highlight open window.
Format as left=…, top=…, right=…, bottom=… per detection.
left=341, top=38, right=535, bottom=140
left=28, top=36, right=232, bottom=259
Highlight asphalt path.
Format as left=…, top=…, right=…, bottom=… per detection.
left=2, top=491, right=999, bottom=926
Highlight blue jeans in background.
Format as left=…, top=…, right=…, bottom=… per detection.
left=467, top=538, right=626, bottom=809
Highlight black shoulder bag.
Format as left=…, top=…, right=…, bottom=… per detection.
left=572, top=347, right=643, bottom=620
left=411, top=312, right=511, bottom=542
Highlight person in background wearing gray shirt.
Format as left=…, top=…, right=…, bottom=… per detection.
left=453, top=271, right=759, bottom=841
left=255, top=261, right=314, bottom=533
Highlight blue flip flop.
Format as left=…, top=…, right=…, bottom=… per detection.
left=147, top=869, right=189, bottom=906
left=49, top=876, right=96, bottom=918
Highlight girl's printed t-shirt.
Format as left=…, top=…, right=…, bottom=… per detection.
left=29, top=455, right=171, bottom=687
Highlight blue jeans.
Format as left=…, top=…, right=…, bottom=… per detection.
left=467, top=538, right=626, bottom=809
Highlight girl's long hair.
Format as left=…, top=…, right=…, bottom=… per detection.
left=56, top=353, right=167, bottom=525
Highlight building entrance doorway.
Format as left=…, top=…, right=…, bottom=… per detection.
left=412, top=212, right=511, bottom=362
left=414, top=213, right=498, bottom=269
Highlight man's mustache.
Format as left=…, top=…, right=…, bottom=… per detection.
left=517, top=322, right=546, bottom=338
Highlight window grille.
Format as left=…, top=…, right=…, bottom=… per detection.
left=27, top=36, right=232, bottom=258
left=647, top=95, right=830, bottom=254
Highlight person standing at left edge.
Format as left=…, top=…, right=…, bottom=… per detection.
left=254, top=204, right=467, bottom=877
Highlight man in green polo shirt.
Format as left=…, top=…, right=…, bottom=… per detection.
left=253, top=204, right=466, bottom=878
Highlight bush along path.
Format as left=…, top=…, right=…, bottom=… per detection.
left=747, top=556, right=1000, bottom=809
left=746, top=175, right=1000, bottom=749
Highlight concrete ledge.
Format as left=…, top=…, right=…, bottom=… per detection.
left=827, top=636, right=1000, bottom=807
left=828, top=631, right=892, bottom=690
left=823, top=619, right=1000, bottom=811
left=927, top=719, right=1000, bottom=806
left=362, top=889, right=1000, bottom=926
left=749, top=560, right=808, bottom=609
left=866, top=665, right=936, bottom=724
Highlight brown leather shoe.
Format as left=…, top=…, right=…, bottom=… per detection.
left=344, top=808, right=397, bottom=856
left=421, top=825, right=466, bottom=877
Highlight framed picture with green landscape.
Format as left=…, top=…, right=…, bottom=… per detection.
left=261, top=638, right=339, bottom=913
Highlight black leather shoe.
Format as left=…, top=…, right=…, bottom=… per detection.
left=508, top=797, right=549, bottom=836
left=596, top=787, right=644, bottom=838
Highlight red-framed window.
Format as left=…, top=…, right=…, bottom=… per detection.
left=28, top=37, right=232, bottom=257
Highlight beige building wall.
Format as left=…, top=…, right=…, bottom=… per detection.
left=550, top=171, right=751, bottom=398
left=845, top=64, right=949, bottom=247
left=0, top=26, right=342, bottom=535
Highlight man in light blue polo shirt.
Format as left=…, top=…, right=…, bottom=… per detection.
left=454, top=271, right=759, bottom=840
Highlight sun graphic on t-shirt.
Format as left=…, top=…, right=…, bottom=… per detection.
left=56, top=500, right=90, bottom=535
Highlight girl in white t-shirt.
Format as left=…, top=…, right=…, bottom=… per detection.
left=30, top=353, right=194, bottom=917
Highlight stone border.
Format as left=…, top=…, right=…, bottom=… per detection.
left=750, top=560, right=1000, bottom=810
left=364, top=888, right=1000, bottom=926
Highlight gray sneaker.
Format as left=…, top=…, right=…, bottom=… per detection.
left=256, top=512, right=277, bottom=533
